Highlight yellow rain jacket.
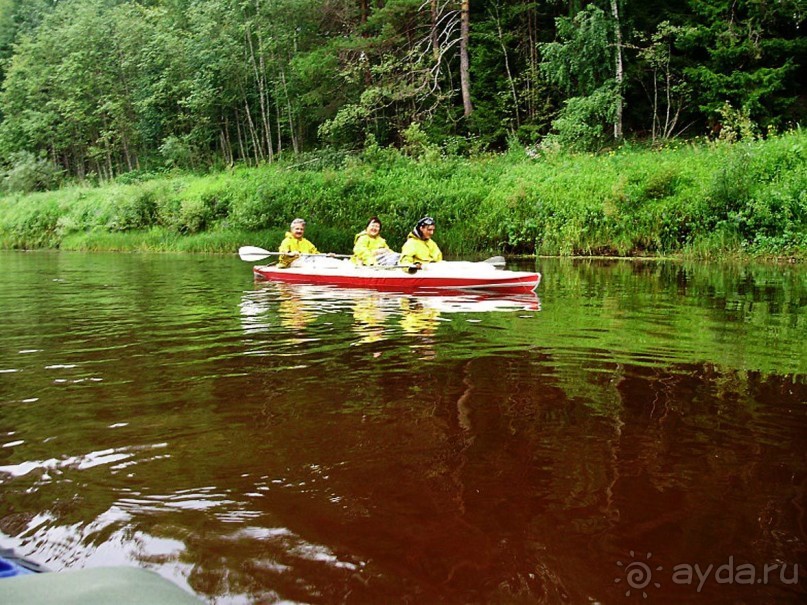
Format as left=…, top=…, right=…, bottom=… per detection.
left=399, top=232, right=442, bottom=266
left=277, top=231, right=318, bottom=268
left=352, top=230, right=392, bottom=265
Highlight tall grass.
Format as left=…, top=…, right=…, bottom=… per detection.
left=1, top=130, right=805, bottom=259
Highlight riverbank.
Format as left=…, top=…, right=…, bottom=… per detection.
left=1, top=131, right=805, bottom=260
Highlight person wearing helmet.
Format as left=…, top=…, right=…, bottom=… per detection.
left=352, top=216, right=398, bottom=266
left=399, top=216, right=442, bottom=268
left=277, top=218, right=319, bottom=268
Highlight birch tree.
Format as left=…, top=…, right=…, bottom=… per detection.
left=459, top=0, right=473, bottom=117
left=539, top=2, right=620, bottom=150
left=610, top=0, right=622, bottom=139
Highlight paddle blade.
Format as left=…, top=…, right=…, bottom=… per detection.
left=483, top=255, right=506, bottom=268
left=238, top=246, right=273, bottom=262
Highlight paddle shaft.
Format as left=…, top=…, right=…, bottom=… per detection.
left=239, top=245, right=504, bottom=268
left=364, top=264, right=420, bottom=274
left=238, top=245, right=350, bottom=261
left=261, top=251, right=351, bottom=258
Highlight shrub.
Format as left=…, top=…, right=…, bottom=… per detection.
left=544, top=85, right=619, bottom=152
left=716, top=102, right=758, bottom=143
left=2, top=151, right=64, bottom=193
left=641, top=166, right=681, bottom=200
left=8, top=199, right=63, bottom=247
left=107, top=189, right=158, bottom=231
left=160, top=135, right=195, bottom=170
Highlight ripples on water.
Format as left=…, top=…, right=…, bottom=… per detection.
left=0, top=252, right=805, bottom=603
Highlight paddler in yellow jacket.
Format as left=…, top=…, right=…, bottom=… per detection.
left=399, top=216, right=442, bottom=268
left=277, top=218, right=319, bottom=268
left=352, top=216, right=397, bottom=266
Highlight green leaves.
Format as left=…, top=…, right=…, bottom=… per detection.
left=540, top=4, right=615, bottom=98
left=676, top=0, right=803, bottom=130
left=0, top=0, right=803, bottom=181
left=1, top=151, right=63, bottom=193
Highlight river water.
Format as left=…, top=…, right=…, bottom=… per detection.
left=0, top=251, right=805, bottom=604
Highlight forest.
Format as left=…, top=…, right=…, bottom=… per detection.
left=0, top=0, right=804, bottom=186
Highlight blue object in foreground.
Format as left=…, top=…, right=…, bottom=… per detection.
left=0, top=554, right=35, bottom=578
left=0, top=566, right=205, bottom=604
left=1, top=547, right=203, bottom=603
left=0, top=548, right=48, bottom=577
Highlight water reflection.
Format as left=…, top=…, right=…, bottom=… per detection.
left=276, top=283, right=319, bottom=335
left=394, top=296, right=442, bottom=360
left=1, top=253, right=805, bottom=604
left=239, top=282, right=540, bottom=347
left=351, top=296, right=387, bottom=345
left=397, top=296, right=442, bottom=332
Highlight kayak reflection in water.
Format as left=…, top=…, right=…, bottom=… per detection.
left=352, top=296, right=387, bottom=345
left=399, top=216, right=442, bottom=269
left=276, top=283, right=317, bottom=333
left=352, top=216, right=400, bottom=267
left=399, top=297, right=440, bottom=359
left=277, top=218, right=319, bottom=268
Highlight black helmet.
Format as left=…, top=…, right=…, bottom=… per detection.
left=413, top=216, right=435, bottom=238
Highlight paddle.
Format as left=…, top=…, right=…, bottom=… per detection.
left=238, top=246, right=351, bottom=262
left=394, top=257, right=502, bottom=272
left=376, top=257, right=502, bottom=274
left=366, top=264, right=420, bottom=274
left=482, top=255, right=506, bottom=268
left=239, top=245, right=503, bottom=272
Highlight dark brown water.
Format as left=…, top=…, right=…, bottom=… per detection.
left=1, top=251, right=805, bottom=604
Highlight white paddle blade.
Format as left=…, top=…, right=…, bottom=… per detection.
left=238, top=246, right=274, bottom=262
left=483, top=255, right=506, bottom=268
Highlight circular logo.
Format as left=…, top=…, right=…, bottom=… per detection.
left=615, top=551, right=662, bottom=598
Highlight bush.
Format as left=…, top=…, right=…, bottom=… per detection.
left=115, top=169, right=166, bottom=185
left=544, top=85, right=619, bottom=152
left=1, top=130, right=804, bottom=259
left=160, top=135, right=195, bottom=170
left=2, top=151, right=64, bottom=193
left=107, top=189, right=158, bottom=231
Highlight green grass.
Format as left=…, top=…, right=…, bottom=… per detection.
left=1, top=130, right=805, bottom=260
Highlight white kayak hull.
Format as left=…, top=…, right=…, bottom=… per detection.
left=253, top=260, right=540, bottom=294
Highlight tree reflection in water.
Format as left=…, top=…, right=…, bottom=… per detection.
left=3, top=253, right=803, bottom=604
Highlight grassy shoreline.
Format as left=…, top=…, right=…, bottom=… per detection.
left=1, top=132, right=805, bottom=261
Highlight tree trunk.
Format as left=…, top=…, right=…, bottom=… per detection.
left=610, top=0, right=623, bottom=140
left=244, top=96, right=263, bottom=164
left=106, top=141, right=114, bottom=179
left=275, top=94, right=283, bottom=155
left=257, top=30, right=274, bottom=162
left=245, top=9, right=274, bottom=162
left=122, top=133, right=133, bottom=172
left=278, top=66, right=299, bottom=153
left=430, top=0, right=440, bottom=64
left=492, top=3, right=518, bottom=128
left=75, top=148, right=84, bottom=180
left=459, top=0, right=473, bottom=118
left=652, top=65, right=659, bottom=142
left=221, top=115, right=233, bottom=166
left=235, top=109, right=247, bottom=164
left=526, top=3, right=537, bottom=121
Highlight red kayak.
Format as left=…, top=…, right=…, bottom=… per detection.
left=252, top=259, right=540, bottom=294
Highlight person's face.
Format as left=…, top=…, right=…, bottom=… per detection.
left=367, top=221, right=381, bottom=236
left=421, top=224, right=435, bottom=240
left=291, top=223, right=305, bottom=239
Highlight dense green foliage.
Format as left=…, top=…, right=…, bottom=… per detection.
left=1, top=129, right=804, bottom=258
left=0, top=0, right=803, bottom=184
